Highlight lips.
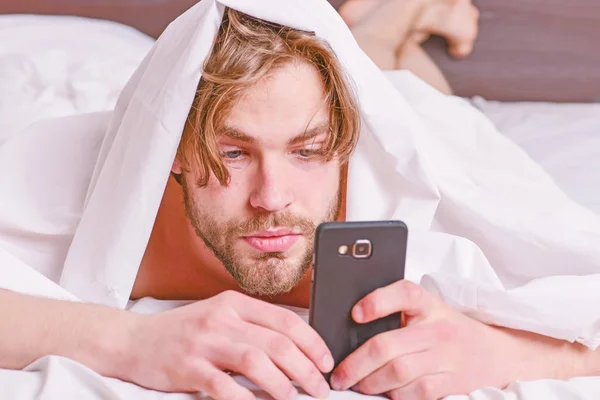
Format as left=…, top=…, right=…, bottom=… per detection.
left=242, top=229, right=302, bottom=252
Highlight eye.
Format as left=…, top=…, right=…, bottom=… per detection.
left=294, top=144, right=327, bottom=159
left=296, top=149, right=317, bottom=158
left=221, top=150, right=244, bottom=159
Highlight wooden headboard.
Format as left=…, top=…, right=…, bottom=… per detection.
left=1, top=0, right=198, bottom=39
left=2, top=0, right=600, bottom=102
left=422, top=0, right=600, bottom=103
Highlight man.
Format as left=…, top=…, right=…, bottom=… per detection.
left=1, top=1, right=600, bottom=400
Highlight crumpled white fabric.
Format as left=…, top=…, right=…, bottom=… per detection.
left=0, top=14, right=153, bottom=145
left=2, top=1, right=600, bottom=398
left=4, top=355, right=600, bottom=400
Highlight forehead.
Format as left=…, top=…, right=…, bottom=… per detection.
left=224, top=61, right=329, bottom=141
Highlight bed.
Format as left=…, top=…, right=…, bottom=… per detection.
left=1, top=1, right=600, bottom=399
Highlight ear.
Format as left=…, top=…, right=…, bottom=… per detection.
left=171, top=158, right=184, bottom=186
left=171, top=158, right=183, bottom=174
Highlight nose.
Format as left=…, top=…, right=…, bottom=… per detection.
left=249, top=156, right=294, bottom=212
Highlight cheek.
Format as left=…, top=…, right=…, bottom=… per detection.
left=192, top=173, right=248, bottom=213
left=294, top=165, right=340, bottom=205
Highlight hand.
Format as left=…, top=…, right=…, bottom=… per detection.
left=124, top=291, right=334, bottom=400
left=339, top=0, right=479, bottom=58
left=413, top=0, right=480, bottom=58
left=329, top=280, right=539, bottom=399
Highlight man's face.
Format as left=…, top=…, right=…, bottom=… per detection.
left=180, top=62, right=341, bottom=296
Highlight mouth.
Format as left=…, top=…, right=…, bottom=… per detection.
left=241, top=229, right=302, bottom=253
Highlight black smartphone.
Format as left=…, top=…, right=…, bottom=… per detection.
left=309, top=220, right=408, bottom=382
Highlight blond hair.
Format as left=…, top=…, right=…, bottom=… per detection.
left=177, top=7, right=361, bottom=186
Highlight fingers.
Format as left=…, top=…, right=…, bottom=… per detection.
left=352, top=280, right=434, bottom=324
left=215, top=342, right=298, bottom=400
left=448, top=2, right=479, bottom=58
left=238, top=321, right=330, bottom=399
left=411, top=31, right=431, bottom=44
left=449, top=42, right=474, bottom=59
left=194, top=361, right=256, bottom=400
left=338, top=0, right=383, bottom=27
left=387, top=372, right=453, bottom=400
left=226, top=292, right=334, bottom=373
left=354, top=351, right=446, bottom=395
left=330, top=325, right=438, bottom=391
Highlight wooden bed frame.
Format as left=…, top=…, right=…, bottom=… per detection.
left=2, top=0, right=600, bottom=102
left=423, top=0, right=600, bottom=103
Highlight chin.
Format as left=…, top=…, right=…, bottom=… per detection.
left=235, top=257, right=308, bottom=297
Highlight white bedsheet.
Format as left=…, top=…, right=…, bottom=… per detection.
left=2, top=12, right=600, bottom=400
left=472, top=97, right=600, bottom=216
left=0, top=298, right=598, bottom=400
left=6, top=354, right=600, bottom=400
left=0, top=14, right=153, bottom=145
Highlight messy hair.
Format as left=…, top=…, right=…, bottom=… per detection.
left=176, top=7, right=361, bottom=186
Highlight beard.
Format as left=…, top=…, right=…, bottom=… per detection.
left=181, top=179, right=340, bottom=297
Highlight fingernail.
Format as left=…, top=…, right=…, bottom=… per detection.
left=330, top=375, right=342, bottom=391
left=353, top=305, right=363, bottom=322
left=321, top=354, right=334, bottom=371
left=289, top=387, right=298, bottom=400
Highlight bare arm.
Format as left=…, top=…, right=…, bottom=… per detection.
left=0, top=289, right=135, bottom=377
left=0, top=289, right=335, bottom=400
left=395, top=40, right=452, bottom=95
left=507, top=327, right=600, bottom=381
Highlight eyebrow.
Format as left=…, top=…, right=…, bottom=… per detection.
left=221, top=122, right=330, bottom=146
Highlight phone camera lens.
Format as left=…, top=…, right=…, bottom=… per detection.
left=352, top=240, right=372, bottom=259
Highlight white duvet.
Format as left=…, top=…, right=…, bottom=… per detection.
left=2, top=6, right=600, bottom=400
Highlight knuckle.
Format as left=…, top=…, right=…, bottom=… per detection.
left=240, top=348, right=268, bottom=371
left=389, top=358, right=410, bottom=382
left=204, top=371, right=230, bottom=395
left=216, top=290, right=241, bottom=304
left=367, top=336, right=388, bottom=360
left=309, top=363, right=324, bottom=383
left=275, top=382, right=295, bottom=399
left=199, top=310, right=235, bottom=332
left=268, top=335, right=295, bottom=359
left=403, top=281, right=423, bottom=304
left=180, top=339, right=201, bottom=360
left=389, top=390, right=402, bottom=400
left=177, top=322, right=208, bottom=355
left=334, top=366, right=350, bottom=385
left=416, top=377, right=437, bottom=399
left=173, top=356, right=198, bottom=385
left=300, top=362, right=324, bottom=388
left=200, top=317, right=220, bottom=332
left=280, top=311, right=302, bottom=332
left=361, top=295, right=380, bottom=318
left=306, top=334, right=324, bottom=355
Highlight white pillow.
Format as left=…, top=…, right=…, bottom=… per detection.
left=0, top=15, right=154, bottom=144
